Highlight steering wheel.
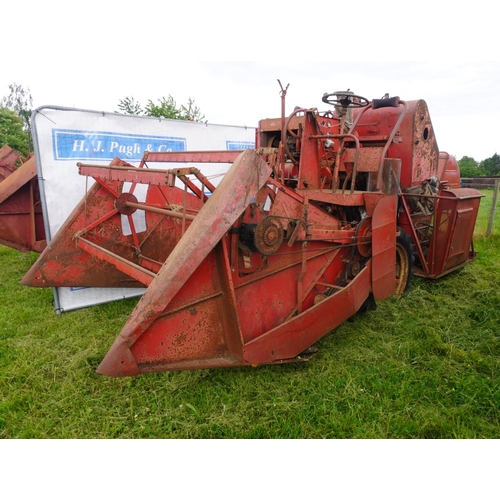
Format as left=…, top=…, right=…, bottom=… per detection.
left=322, top=91, right=369, bottom=108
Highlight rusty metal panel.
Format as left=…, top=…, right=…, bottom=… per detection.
left=0, top=155, right=46, bottom=253
left=353, top=100, right=440, bottom=189
left=0, top=145, right=22, bottom=181
left=438, top=152, right=461, bottom=189
left=371, top=195, right=397, bottom=300
left=243, top=262, right=371, bottom=364
left=0, top=156, right=37, bottom=204
left=341, top=147, right=383, bottom=173
left=427, top=188, right=483, bottom=278
left=97, top=149, right=273, bottom=376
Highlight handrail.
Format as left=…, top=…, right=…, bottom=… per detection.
left=375, top=101, right=408, bottom=190
left=309, top=134, right=360, bottom=194
left=348, top=100, right=409, bottom=192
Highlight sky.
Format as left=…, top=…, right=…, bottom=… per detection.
left=3, top=2, right=499, bottom=163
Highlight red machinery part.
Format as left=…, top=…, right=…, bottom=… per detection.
left=96, top=148, right=397, bottom=376
left=21, top=154, right=231, bottom=288
left=21, top=91, right=483, bottom=376
left=418, top=188, right=482, bottom=278
left=0, top=147, right=46, bottom=253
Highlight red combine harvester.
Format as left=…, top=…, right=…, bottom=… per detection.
left=0, top=145, right=46, bottom=253
left=22, top=88, right=482, bottom=377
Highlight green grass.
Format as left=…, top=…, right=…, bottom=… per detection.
left=1, top=191, right=499, bottom=438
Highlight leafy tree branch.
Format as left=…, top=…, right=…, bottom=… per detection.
left=117, top=95, right=205, bottom=122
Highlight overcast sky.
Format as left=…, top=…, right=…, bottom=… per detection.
left=3, top=1, right=499, bottom=162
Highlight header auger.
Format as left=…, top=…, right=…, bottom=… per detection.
left=22, top=87, right=483, bottom=376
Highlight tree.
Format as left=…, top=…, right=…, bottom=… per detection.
left=178, top=97, right=205, bottom=122
left=144, top=96, right=182, bottom=120
left=457, top=156, right=484, bottom=178
left=0, top=107, right=30, bottom=156
left=1, top=83, right=33, bottom=151
left=479, top=153, right=500, bottom=176
left=116, top=96, right=143, bottom=115
left=117, top=95, right=205, bottom=122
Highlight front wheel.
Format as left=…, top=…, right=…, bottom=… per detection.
left=395, top=228, right=414, bottom=295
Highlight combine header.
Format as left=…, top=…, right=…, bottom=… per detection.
left=22, top=88, right=482, bottom=376
left=0, top=145, right=46, bottom=252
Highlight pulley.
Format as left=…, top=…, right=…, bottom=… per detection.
left=254, top=216, right=284, bottom=256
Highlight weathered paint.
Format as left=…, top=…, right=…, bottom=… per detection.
left=0, top=151, right=46, bottom=253
left=21, top=94, right=483, bottom=376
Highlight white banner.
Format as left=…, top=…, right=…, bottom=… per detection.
left=32, top=106, right=255, bottom=312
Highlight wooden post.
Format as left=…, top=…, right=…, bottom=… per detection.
left=487, top=179, right=500, bottom=237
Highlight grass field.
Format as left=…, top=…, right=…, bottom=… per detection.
left=1, top=191, right=499, bottom=439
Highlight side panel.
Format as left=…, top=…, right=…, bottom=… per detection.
left=243, top=263, right=372, bottom=364
left=429, top=188, right=482, bottom=277
left=368, top=194, right=397, bottom=301
left=0, top=155, right=46, bottom=253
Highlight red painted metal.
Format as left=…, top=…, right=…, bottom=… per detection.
left=438, top=152, right=461, bottom=189
left=0, top=145, right=20, bottom=181
left=0, top=147, right=46, bottom=253
left=22, top=90, right=483, bottom=376
left=139, top=150, right=245, bottom=166
left=21, top=157, right=204, bottom=288
left=371, top=195, right=397, bottom=300
left=97, top=149, right=273, bottom=376
left=418, top=188, right=482, bottom=278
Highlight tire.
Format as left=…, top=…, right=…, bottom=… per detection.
left=395, top=227, right=414, bottom=294
left=358, top=292, right=377, bottom=314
